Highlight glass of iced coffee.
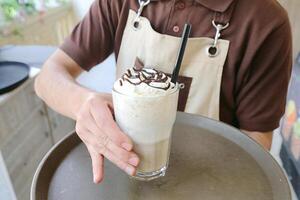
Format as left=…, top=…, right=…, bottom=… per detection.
left=112, top=67, right=179, bottom=181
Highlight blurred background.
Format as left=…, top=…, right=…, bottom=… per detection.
left=0, top=0, right=299, bottom=199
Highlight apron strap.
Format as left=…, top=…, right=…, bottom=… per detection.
left=133, top=0, right=151, bottom=29
left=207, top=1, right=237, bottom=57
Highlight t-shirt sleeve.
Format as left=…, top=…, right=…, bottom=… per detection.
left=236, top=20, right=293, bottom=132
left=60, top=0, right=115, bottom=71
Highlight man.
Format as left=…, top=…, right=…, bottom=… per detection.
left=35, top=0, right=292, bottom=183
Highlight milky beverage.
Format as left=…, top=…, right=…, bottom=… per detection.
left=112, top=67, right=179, bottom=180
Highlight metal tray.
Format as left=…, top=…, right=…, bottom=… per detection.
left=0, top=61, right=29, bottom=94
left=31, top=112, right=291, bottom=200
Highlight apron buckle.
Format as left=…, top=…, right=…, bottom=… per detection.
left=207, top=20, right=229, bottom=57
left=132, top=0, right=151, bottom=30
left=179, top=83, right=185, bottom=89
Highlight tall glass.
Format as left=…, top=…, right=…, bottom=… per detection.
left=112, top=86, right=179, bottom=181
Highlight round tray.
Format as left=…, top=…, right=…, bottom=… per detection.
left=31, top=112, right=291, bottom=200
left=0, top=61, right=29, bottom=94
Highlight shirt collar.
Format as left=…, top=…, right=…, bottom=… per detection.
left=196, top=0, right=235, bottom=12
left=150, top=0, right=235, bottom=12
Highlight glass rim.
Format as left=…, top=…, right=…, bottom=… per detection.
left=112, top=83, right=180, bottom=98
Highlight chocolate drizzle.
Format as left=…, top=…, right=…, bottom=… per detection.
left=119, top=67, right=173, bottom=90
left=127, top=69, right=132, bottom=77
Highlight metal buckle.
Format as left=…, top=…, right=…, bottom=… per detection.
left=207, top=20, right=229, bottom=57
left=132, top=0, right=151, bottom=30
left=179, top=83, right=185, bottom=89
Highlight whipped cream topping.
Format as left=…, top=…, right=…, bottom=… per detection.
left=114, top=67, right=177, bottom=96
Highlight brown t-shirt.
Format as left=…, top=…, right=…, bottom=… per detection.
left=60, top=0, right=292, bottom=132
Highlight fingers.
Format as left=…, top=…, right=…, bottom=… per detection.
left=105, top=138, right=139, bottom=166
left=105, top=118, right=133, bottom=151
left=87, top=146, right=104, bottom=184
left=104, top=148, right=136, bottom=176
left=80, top=127, right=139, bottom=167
left=76, top=94, right=139, bottom=180
left=89, top=100, right=133, bottom=151
left=79, top=129, right=138, bottom=176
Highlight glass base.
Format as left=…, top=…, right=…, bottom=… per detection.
left=131, top=166, right=167, bottom=181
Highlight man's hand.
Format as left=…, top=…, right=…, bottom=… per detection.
left=242, top=130, right=273, bottom=151
left=35, top=50, right=139, bottom=184
left=76, top=93, right=140, bottom=183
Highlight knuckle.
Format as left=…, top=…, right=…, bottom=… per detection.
left=101, top=135, right=110, bottom=147
left=101, top=146, right=107, bottom=155
left=107, top=154, right=126, bottom=171
left=122, top=154, right=131, bottom=163
left=88, top=94, right=101, bottom=108
left=118, top=162, right=127, bottom=171
left=76, top=115, right=85, bottom=126
left=95, top=140, right=107, bottom=155
left=75, top=124, right=84, bottom=135
left=90, top=97, right=99, bottom=106
left=87, top=97, right=94, bottom=108
left=86, top=145, right=93, bottom=155
left=118, top=149, right=130, bottom=160
left=78, top=102, right=93, bottom=121
left=97, top=118, right=105, bottom=129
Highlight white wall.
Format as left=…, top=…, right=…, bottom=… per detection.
left=72, top=0, right=94, bottom=19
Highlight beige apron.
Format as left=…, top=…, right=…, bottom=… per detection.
left=116, top=8, right=230, bottom=120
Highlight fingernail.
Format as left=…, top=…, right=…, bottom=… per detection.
left=129, top=157, right=139, bottom=166
left=125, top=166, right=135, bottom=175
left=93, top=175, right=101, bottom=184
left=122, top=143, right=133, bottom=151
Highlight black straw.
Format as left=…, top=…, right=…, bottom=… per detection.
left=171, top=24, right=192, bottom=84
